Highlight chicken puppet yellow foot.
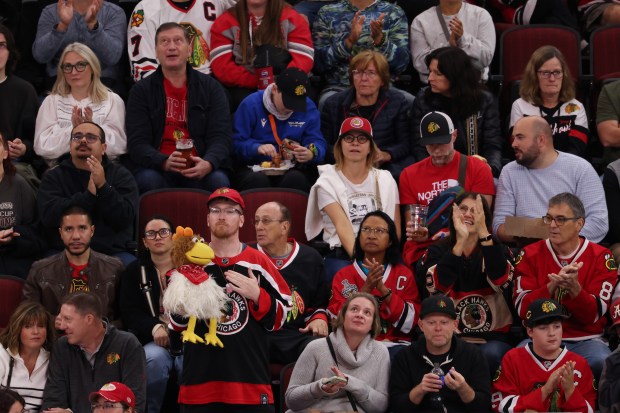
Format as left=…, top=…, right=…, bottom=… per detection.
left=182, top=316, right=204, bottom=344
left=204, top=318, right=224, bottom=348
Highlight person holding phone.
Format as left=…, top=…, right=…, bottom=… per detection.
left=285, top=292, right=390, bottom=413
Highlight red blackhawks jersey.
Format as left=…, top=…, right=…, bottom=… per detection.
left=513, top=238, right=618, bottom=340
left=169, top=246, right=291, bottom=406
left=492, top=344, right=596, bottom=413
left=328, top=261, right=420, bottom=344
left=127, top=0, right=235, bottom=81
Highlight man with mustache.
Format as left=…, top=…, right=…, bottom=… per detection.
left=493, top=115, right=607, bottom=245
left=24, top=205, right=123, bottom=324
left=36, top=121, right=139, bottom=267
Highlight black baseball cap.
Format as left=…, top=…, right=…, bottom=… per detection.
left=420, top=111, right=455, bottom=145
left=525, top=298, right=568, bottom=328
left=420, top=295, right=456, bottom=319
left=275, top=68, right=308, bottom=112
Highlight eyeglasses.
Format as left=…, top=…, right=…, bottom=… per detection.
left=352, top=69, right=378, bottom=79
left=537, top=70, right=563, bottom=79
left=341, top=134, right=369, bottom=144
left=71, top=133, right=101, bottom=143
left=144, top=228, right=172, bottom=239
left=360, top=226, right=389, bottom=236
left=542, top=215, right=581, bottom=226
left=209, top=207, right=242, bottom=216
left=61, top=61, right=90, bottom=74
left=91, top=402, right=124, bottom=411
left=254, top=217, right=285, bottom=226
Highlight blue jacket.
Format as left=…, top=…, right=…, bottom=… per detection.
left=233, top=90, right=327, bottom=165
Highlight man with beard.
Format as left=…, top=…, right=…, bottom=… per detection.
left=37, top=121, right=139, bottom=266
left=168, top=187, right=291, bottom=412
left=493, top=115, right=607, bottom=244
left=399, top=111, right=495, bottom=268
left=24, top=205, right=123, bottom=324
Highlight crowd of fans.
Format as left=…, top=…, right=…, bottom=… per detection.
left=1, top=0, right=620, bottom=411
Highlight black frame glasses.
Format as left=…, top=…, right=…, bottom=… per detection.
left=341, top=134, right=369, bottom=144
left=144, top=228, right=172, bottom=239
left=61, top=61, right=90, bottom=74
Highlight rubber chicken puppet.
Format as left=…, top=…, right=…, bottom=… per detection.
left=162, top=227, right=229, bottom=347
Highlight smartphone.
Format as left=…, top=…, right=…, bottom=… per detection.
left=322, top=375, right=347, bottom=386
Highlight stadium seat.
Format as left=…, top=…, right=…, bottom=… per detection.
left=0, top=275, right=26, bottom=330
left=239, top=188, right=309, bottom=245
left=136, top=188, right=211, bottom=255
left=279, top=362, right=296, bottom=413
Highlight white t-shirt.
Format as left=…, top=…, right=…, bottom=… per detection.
left=317, top=171, right=378, bottom=247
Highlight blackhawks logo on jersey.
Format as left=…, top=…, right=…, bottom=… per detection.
left=605, top=253, right=617, bottom=271
left=565, top=103, right=579, bottom=114
left=130, top=9, right=144, bottom=28
left=181, top=23, right=209, bottom=67
left=286, top=289, right=305, bottom=323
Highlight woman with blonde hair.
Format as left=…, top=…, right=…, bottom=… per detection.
left=510, top=45, right=589, bottom=157
left=306, top=116, right=400, bottom=280
left=285, top=292, right=389, bottom=413
left=34, top=42, right=126, bottom=167
left=0, top=301, right=56, bottom=412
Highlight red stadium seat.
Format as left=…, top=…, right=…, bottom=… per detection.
left=0, top=275, right=26, bottom=330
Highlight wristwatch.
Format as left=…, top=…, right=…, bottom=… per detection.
left=479, top=234, right=493, bottom=243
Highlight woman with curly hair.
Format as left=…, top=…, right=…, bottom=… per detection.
left=510, top=45, right=590, bottom=158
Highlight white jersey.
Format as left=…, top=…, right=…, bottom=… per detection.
left=127, top=0, right=236, bottom=81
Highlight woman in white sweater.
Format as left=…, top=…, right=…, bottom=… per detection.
left=34, top=42, right=126, bottom=167
left=285, top=292, right=390, bottom=413
left=0, top=301, right=55, bottom=413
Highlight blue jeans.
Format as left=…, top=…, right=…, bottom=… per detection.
left=478, top=340, right=512, bottom=378
left=324, top=256, right=351, bottom=284
left=134, top=168, right=230, bottom=194
left=564, top=339, right=610, bottom=382
left=145, top=342, right=183, bottom=413
left=293, top=0, right=336, bottom=29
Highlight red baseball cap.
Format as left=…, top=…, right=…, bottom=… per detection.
left=208, top=187, right=245, bottom=210
left=89, top=382, right=135, bottom=408
left=610, top=298, right=620, bottom=329
left=338, top=117, right=373, bottom=139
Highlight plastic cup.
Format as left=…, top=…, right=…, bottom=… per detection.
left=409, top=204, right=428, bottom=236
left=176, top=138, right=194, bottom=169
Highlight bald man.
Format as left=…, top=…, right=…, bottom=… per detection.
left=253, top=201, right=330, bottom=364
left=493, top=115, right=607, bottom=244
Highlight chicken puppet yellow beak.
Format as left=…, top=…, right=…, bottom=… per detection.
left=185, top=241, right=215, bottom=266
